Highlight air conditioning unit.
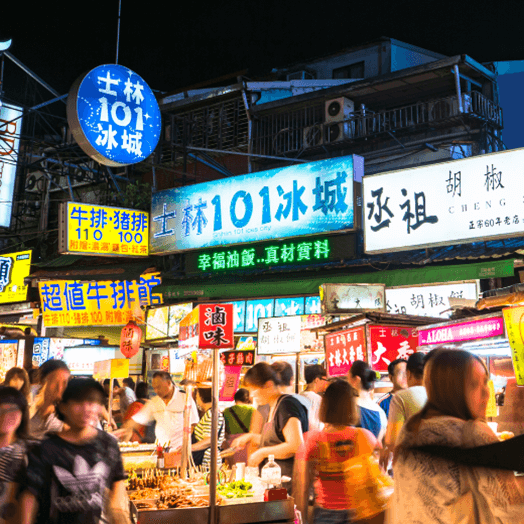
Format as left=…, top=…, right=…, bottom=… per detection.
left=324, top=122, right=353, bottom=144
left=286, top=70, right=315, bottom=81
left=302, top=125, right=323, bottom=148
left=24, top=171, right=47, bottom=193
left=325, top=97, right=355, bottom=123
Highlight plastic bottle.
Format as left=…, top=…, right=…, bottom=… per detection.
left=156, top=445, right=164, bottom=469
left=261, top=454, right=281, bottom=489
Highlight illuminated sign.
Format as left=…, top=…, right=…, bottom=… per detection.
left=0, top=250, right=32, bottom=304
left=32, top=337, right=101, bottom=367
left=0, top=102, right=23, bottom=228
left=59, top=202, right=148, bottom=256
left=38, top=273, right=162, bottom=327
left=67, top=64, right=161, bottom=167
left=320, top=283, right=386, bottom=314
left=386, top=281, right=479, bottom=318
left=145, top=302, right=193, bottom=341
left=369, top=326, right=418, bottom=372
left=325, top=327, right=365, bottom=377
left=364, top=148, right=524, bottom=254
left=151, top=155, right=363, bottom=254
left=418, top=315, right=504, bottom=346
left=258, top=315, right=302, bottom=354
left=0, top=340, right=19, bottom=381
left=503, top=307, right=524, bottom=385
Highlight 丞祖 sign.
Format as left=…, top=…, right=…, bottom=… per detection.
left=325, top=327, right=365, bottom=377
left=369, top=326, right=418, bottom=373
left=0, top=250, right=32, bottom=304
left=363, top=148, right=524, bottom=253
left=38, top=273, right=162, bottom=327
left=0, top=103, right=23, bottom=228
left=150, top=155, right=363, bottom=254
left=59, top=203, right=149, bottom=256
left=257, top=315, right=302, bottom=355
left=67, top=64, right=161, bottom=167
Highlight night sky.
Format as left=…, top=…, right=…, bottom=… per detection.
left=1, top=0, right=523, bottom=99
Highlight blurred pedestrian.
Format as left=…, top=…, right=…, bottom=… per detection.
left=222, top=388, right=254, bottom=464
left=377, top=359, right=407, bottom=418
left=348, top=361, right=387, bottom=440
left=21, top=378, right=129, bottom=524
left=300, top=365, right=330, bottom=432
left=4, top=367, right=31, bottom=404
left=122, top=382, right=155, bottom=443
left=29, top=360, right=70, bottom=439
left=115, top=380, right=136, bottom=417
left=393, top=348, right=524, bottom=523
left=294, top=379, right=383, bottom=524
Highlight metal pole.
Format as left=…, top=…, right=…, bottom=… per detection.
left=108, top=378, right=114, bottom=431
left=180, top=384, right=193, bottom=477
left=209, top=348, right=219, bottom=524
left=116, top=0, right=122, bottom=65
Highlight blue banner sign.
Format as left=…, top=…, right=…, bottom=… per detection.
left=67, top=64, right=161, bottom=167
left=150, top=155, right=363, bottom=254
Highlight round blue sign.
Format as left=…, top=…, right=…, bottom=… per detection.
left=67, top=64, right=162, bottom=167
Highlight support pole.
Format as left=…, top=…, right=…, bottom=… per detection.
left=209, top=348, right=219, bottom=524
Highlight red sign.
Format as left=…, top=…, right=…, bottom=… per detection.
left=219, top=365, right=243, bottom=401
left=325, top=327, right=365, bottom=377
left=120, top=321, right=142, bottom=358
left=369, top=325, right=418, bottom=372
left=199, top=304, right=234, bottom=349
left=220, top=350, right=255, bottom=367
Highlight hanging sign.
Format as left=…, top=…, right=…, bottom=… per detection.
left=0, top=250, right=32, bottom=304
left=257, top=315, right=302, bottom=355
left=0, top=102, right=23, bottom=228
left=369, top=326, right=418, bottom=372
left=220, top=350, right=255, bottom=367
left=120, top=321, right=142, bottom=358
left=320, top=283, right=386, bottom=314
left=325, top=326, right=365, bottom=377
left=151, top=155, right=363, bottom=254
left=59, top=203, right=149, bottom=256
left=219, top=365, right=243, bottom=402
left=67, top=64, right=161, bottom=166
left=363, top=148, right=524, bottom=254
left=38, top=273, right=162, bottom=327
left=502, top=307, right=524, bottom=386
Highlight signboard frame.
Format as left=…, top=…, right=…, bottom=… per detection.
left=320, top=283, right=386, bottom=315
left=257, top=315, right=302, bottom=355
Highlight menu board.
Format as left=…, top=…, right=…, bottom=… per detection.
left=0, top=341, right=18, bottom=381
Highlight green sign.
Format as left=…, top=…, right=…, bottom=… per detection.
left=185, top=234, right=357, bottom=275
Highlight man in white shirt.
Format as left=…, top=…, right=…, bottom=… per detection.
left=299, top=364, right=330, bottom=431
left=114, top=371, right=199, bottom=447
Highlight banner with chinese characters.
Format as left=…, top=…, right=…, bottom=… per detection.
left=325, top=327, right=365, bottom=377
left=219, top=365, right=243, bottom=402
left=38, top=273, right=162, bottom=327
left=0, top=250, right=32, bottom=304
left=386, top=281, right=479, bottom=318
left=0, top=341, right=19, bottom=381
left=257, top=315, right=302, bottom=355
left=151, top=155, right=363, bottom=254
left=363, top=148, right=524, bottom=254
left=369, top=325, right=418, bottom=373
left=502, top=307, right=524, bottom=386
left=320, top=283, right=386, bottom=314
left=59, top=203, right=148, bottom=257
left=220, top=350, right=255, bottom=367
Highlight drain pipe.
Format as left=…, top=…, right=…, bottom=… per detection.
left=453, top=65, right=464, bottom=113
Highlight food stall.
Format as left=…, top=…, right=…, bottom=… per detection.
left=128, top=304, right=295, bottom=524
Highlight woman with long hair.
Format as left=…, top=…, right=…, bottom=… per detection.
left=294, top=379, right=382, bottom=524
left=393, top=348, right=524, bottom=523
left=232, top=362, right=308, bottom=493
left=4, top=368, right=31, bottom=404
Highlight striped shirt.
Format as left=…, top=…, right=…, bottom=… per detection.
left=194, top=409, right=225, bottom=466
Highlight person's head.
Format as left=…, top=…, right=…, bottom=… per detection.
left=38, top=360, right=70, bottom=404
left=234, top=388, right=251, bottom=405
left=28, top=368, right=39, bottom=385
left=304, top=364, right=329, bottom=394
left=387, top=359, right=407, bottom=391
left=152, top=371, right=174, bottom=400
left=406, top=352, right=426, bottom=387
left=0, top=386, right=29, bottom=442
left=57, top=378, right=105, bottom=430
left=4, top=367, right=30, bottom=400
left=135, top=381, right=149, bottom=400
left=348, top=360, right=377, bottom=392
left=103, top=379, right=110, bottom=395
left=123, top=378, right=135, bottom=391
left=319, top=379, right=359, bottom=426
left=196, top=387, right=212, bottom=410
left=271, top=361, right=294, bottom=389
left=243, top=362, right=282, bottom=405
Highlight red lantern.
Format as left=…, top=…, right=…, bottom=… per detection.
left=120, top=321, right=142, bottom=358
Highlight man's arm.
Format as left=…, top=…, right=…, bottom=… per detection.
left=114, top=400, right=153, bottom=441
left=384, top=394, right=406, bottom=448
left=107, top=480, right=131, bottom=524
left=19, top=491, right=38, bottom=524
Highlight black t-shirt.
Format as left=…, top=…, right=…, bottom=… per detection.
left=26, top=430, right=126, bottom=524
left=274, top=395, right=309, bottom=441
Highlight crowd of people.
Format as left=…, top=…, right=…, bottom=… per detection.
left=0, top=347, right=521, bottom=523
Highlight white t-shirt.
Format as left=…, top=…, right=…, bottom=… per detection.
left=132, top=387, right=199, bottom=448
left=386, top=385, right=427, bottom=446
left=299, top=390, right=323, bottom=431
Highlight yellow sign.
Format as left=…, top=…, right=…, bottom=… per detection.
left=502, top=306, right=524, bottom=386
left=61, top=202, right=149, bottom=257
left=93, top=358, right=129, bottom=380
left=0, top=250, right=32, bottom=304
left=486, top=380, right=497, bottom=418
left=39, top=273, right=162, bottom=327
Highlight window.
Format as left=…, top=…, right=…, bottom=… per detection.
left=332, top=62, right=365, bottom=80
